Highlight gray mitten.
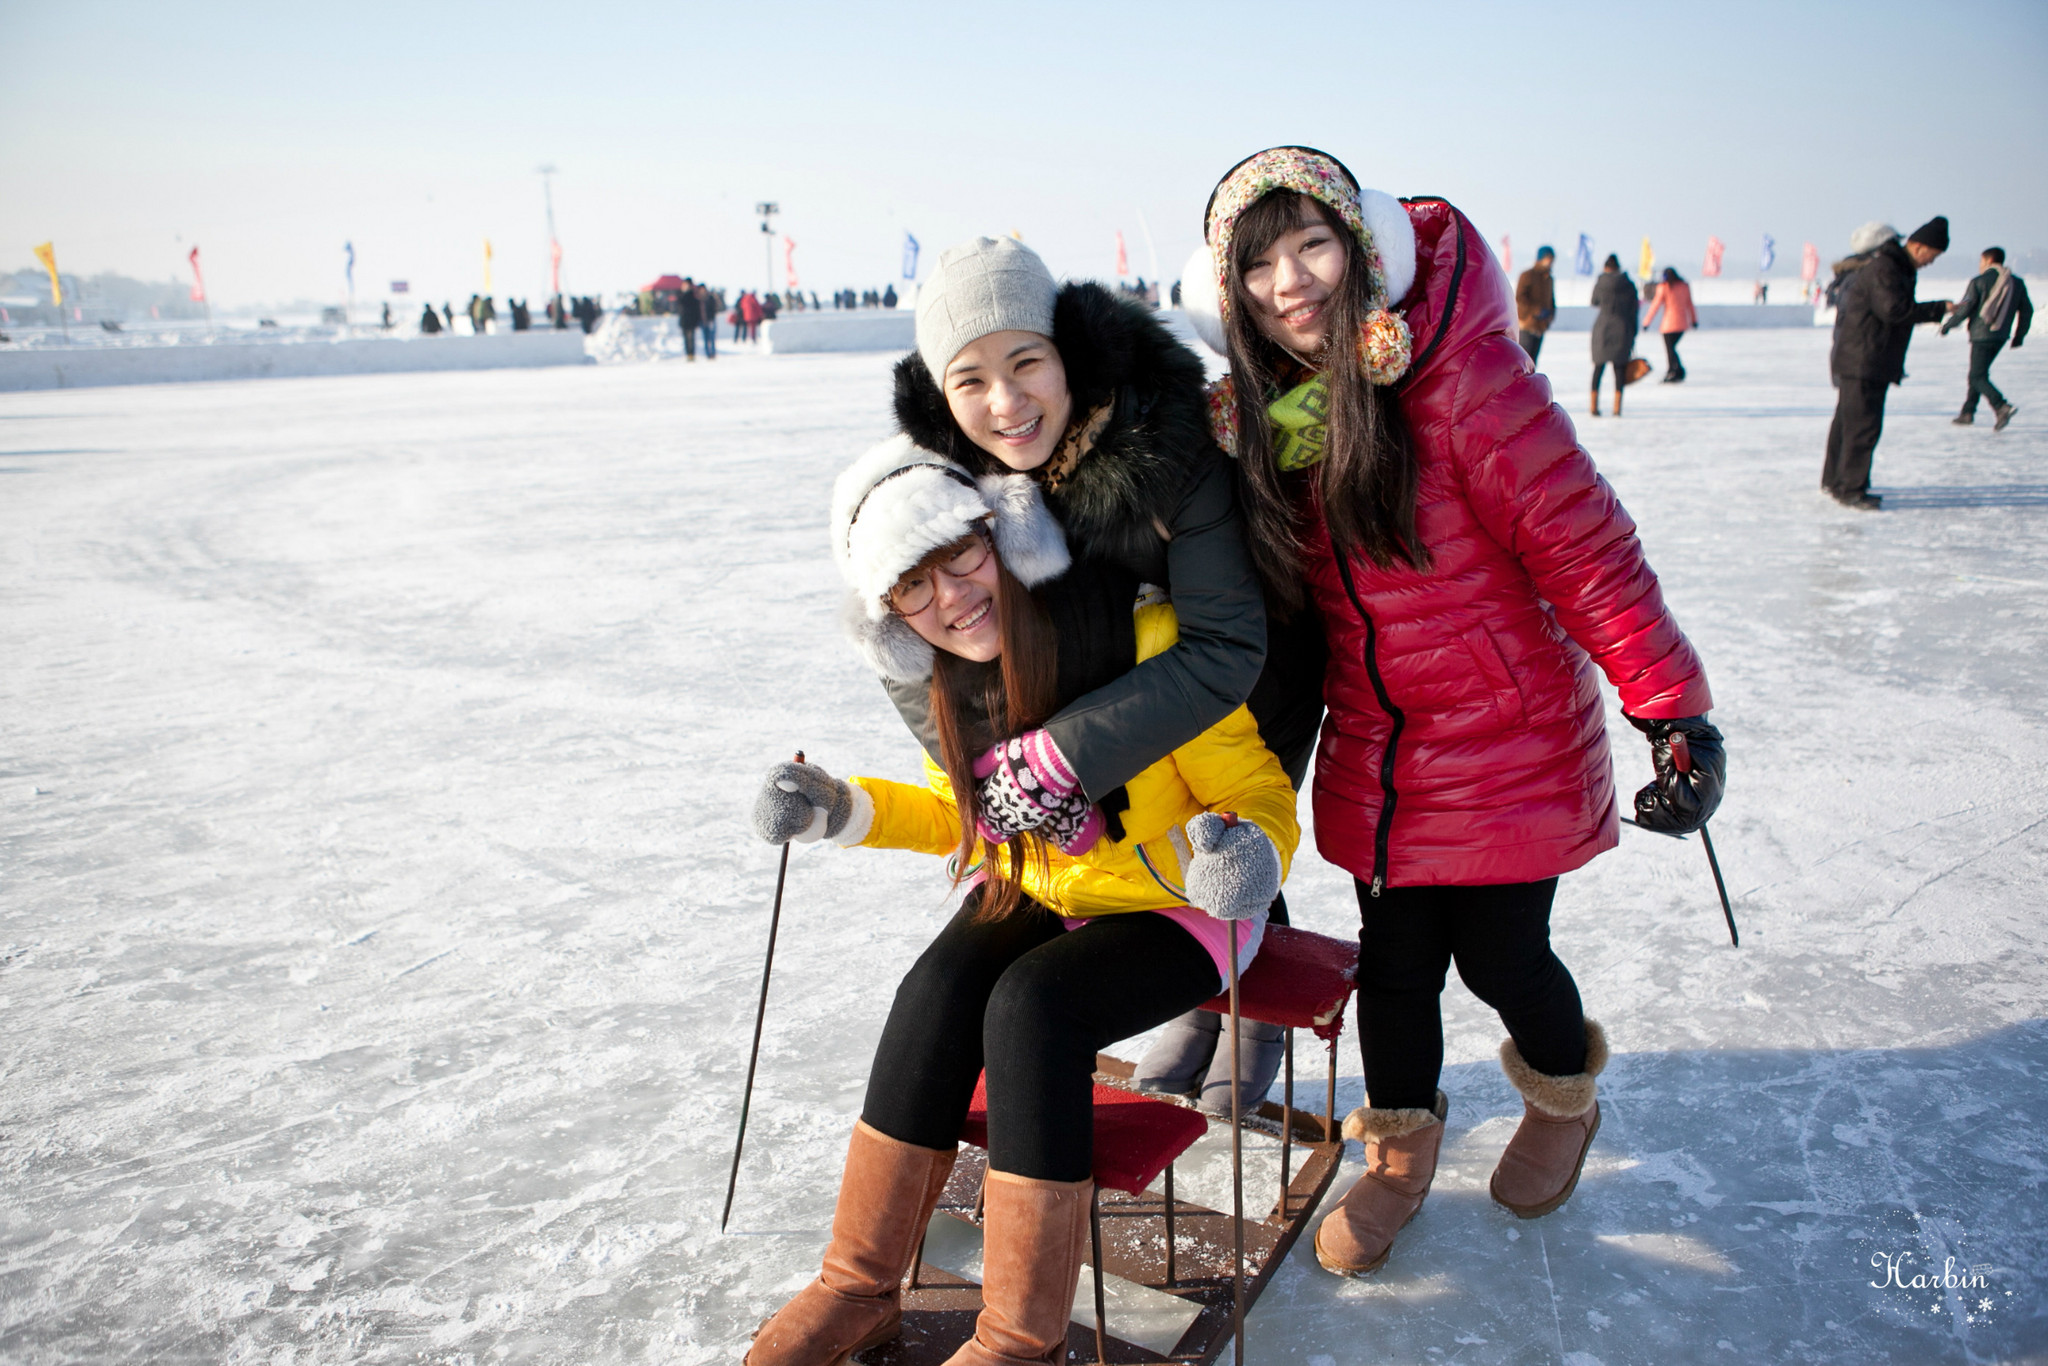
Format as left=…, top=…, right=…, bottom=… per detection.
left=1184, top=813, right=1281, bottom=923
left=752, top=760, right=855, bottom=845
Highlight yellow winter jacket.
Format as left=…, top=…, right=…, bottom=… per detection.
left=848, top=597, right=1300, bottom=919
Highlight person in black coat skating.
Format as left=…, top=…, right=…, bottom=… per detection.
left=1823, top=217, right=1950, bottom=509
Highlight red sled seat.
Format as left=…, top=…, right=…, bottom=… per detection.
left=1196, top=923, right=1358, bottom=1040
left=960, top=1072, right=1205, bottom=1196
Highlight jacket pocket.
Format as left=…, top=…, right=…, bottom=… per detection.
left=1460, top=624, right=1527, bottom=728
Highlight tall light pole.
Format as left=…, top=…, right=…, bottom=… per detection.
left=756, top=202, right=779, bottom=296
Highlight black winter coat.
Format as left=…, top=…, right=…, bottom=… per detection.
left=1943, top=268, right=2032, bottom=347
left=888, top=283, right=1272, bottom=800
left=1589, top=271, right=1639, bottom=366
left=1831, top=239, right=1946, bottom=385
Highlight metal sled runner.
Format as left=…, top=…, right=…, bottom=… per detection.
left=864, top=924, right=1360, bottom=1365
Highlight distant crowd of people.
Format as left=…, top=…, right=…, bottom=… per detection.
left=1506, top=219, right=2031, bottom=512
left=1514, top=247, right=1696, bottom=416
left=415, top=294, right=603, bottom=337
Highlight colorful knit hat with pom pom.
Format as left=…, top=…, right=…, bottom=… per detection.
left=1184, top=146, right=1416, bottom=387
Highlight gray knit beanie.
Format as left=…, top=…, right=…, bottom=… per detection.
left=914, top=237, right=1058, bottom=376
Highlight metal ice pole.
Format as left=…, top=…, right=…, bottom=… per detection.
left=720, top=750, right=802, bottom=1232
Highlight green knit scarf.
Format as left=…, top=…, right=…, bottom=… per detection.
left=1268, top=373, right=1331, bottom=472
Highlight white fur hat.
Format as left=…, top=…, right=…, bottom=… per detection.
left=829, top=434, right=1071, bottom=681
left=1181, top=189, right=1417, bottom=358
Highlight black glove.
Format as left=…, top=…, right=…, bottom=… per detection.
left=1627, top=714, right=1725, bottom=835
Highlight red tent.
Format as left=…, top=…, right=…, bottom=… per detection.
left=644, top=274, right=686, bottom=293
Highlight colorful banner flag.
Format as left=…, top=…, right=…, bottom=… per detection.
left=483, top=238, right=494, bottom=292
left=1501, top=235, right=1512, bottom=276
left=1703, top=236, right=1725, bottom=277
left=1574, top=234, right=1593, bottom=276
left=549, top=239, right=562, bottom=296
left=188, top=246, right=207, bottom=303
left=344, top=241, right=355, bottom=292
left=901, top=232, right=919, bottom=281
left=32, top=241, right=61, bottom=305
left=1800, top=242, right=1819, bottom=282
left=784, top=236, right=799, bottom=290
left=1113, top=231, right=1129, bottom=277
left=1760, top=234, right=1777, bottom=274
left=390, top=280, right=411, bottom=294
left=1638, top=238, right=1655, bottom=281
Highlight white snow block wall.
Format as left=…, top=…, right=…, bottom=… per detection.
left=761, top=311, right=915, bottom=354
left=0, top=331, right=593, bottom=392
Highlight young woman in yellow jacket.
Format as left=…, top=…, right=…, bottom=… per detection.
left=745, top=438, right=1300, bottom=1366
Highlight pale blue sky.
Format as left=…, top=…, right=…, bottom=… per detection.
left=4, top=0, right=2042, bottom=306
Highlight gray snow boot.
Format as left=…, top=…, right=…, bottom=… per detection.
left=1195, top=1016, right=1286, bottom=1117
left=1129, top=1009, right=1221, bottom=1096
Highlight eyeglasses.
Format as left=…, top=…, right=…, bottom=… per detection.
left=887, top=529, right=992, bottom=616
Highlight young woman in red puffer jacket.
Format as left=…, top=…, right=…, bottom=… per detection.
left=1182, top=146, right=1726, bottom=1277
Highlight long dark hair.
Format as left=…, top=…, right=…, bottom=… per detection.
left=1224, top=191, right=1425, bottom=613
left=926, top=550, right=1059, bottom=921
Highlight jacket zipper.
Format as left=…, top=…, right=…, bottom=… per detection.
left=1333, top=553, right=1404, bottom=896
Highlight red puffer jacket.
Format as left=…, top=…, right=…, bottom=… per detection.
left=1304, top=199, right=1713, bottom=892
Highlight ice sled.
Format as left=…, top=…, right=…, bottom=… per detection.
left=864, top=923, right=1360, bottom=1365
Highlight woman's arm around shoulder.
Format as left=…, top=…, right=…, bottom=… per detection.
left=1042, top=446, right=1267, bottom=799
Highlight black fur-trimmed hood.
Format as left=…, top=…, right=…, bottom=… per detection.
left=892, top=282, right=1218, bottom=571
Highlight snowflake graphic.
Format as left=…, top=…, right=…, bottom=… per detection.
left=1980, top=1298, right=1993, bottom=1311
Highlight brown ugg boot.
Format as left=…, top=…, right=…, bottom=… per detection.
left=944, top=1170, right=1092, bottom=1366
left=1611, top=386, right=1623, bottom=416
left=1589, top=390, right=1601, bottom=417
left=1311, top=1091, right=1448, bottom=1276
left=1489, top=1019, right=1608, bottom=1219
left=747, top=1120, right=958, bottom=1366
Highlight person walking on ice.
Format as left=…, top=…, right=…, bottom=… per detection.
left=1642, top=266, right=1698, bottom=382
left=743, top=440, right=1300, bottom=1366
left=1942, top=245, right=2030, bottom=430
left=1514, top=244, right=1557, bottom=363
left=1589, top=253, right=1639, bottom=415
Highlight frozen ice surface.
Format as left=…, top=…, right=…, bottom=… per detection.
left=1, top=328, right=2043, bottom=1364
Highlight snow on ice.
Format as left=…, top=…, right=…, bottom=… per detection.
left=0, top=327, right=2043, bottom=1364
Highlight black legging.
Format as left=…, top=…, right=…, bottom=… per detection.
left=862, top=891, right=1220, bottom=1182
left=1662, top=332, right=1685, bottom=378
left=1355, top=878, right=1587, bottom=1111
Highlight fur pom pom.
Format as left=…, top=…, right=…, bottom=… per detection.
left=1361, top=307, right=1413, bottom=385
left=840, top=592, right=935, bottom=682
left=975, top=473, right=1071, bottom=588
left=1359, top=189, right=1417, bottom=305
left=1181, top=243, right=1226, bottom=357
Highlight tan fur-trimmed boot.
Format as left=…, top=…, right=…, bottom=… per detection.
left=747, top=1120, right=958, bottom=1366
left=944, top=1170, right=1092, bottom=1365
left=1490, top=1018, right=1608, bottom=1219
left=1311, top=1091, right=1448, bottom=1276
left=1589, top=389, right=1601, bottom=418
